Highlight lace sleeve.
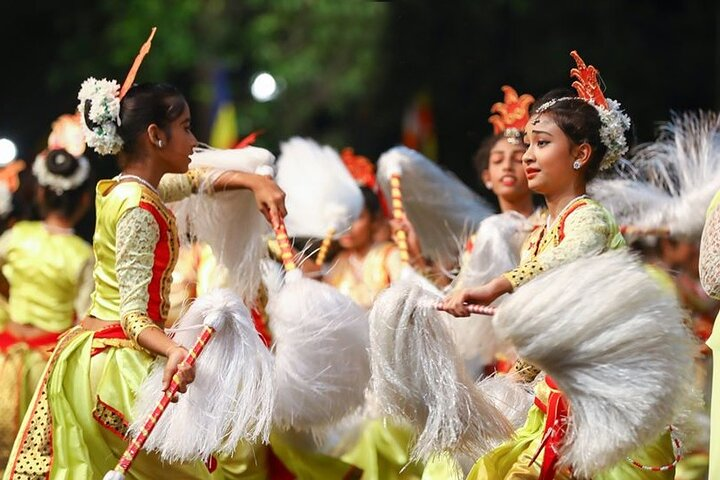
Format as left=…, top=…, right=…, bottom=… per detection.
left=116, top=207, right=162, bottom=341
left=503, top=204, right=612, bottom=289
left=700, top=201, right=720, bottom=298
left=157, top=169, right=206, bottom=203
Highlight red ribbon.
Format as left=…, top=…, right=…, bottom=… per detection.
left=532, top=376, right=569, bottom=480
left=0, top=329, right=61, bottom=352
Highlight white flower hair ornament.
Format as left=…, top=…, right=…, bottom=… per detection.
left=76, top=27, right=157, bottom=156
left=33, top=151, right=90, bottom=195
left=535, top=50, right=631, bottom=171
left=78, top=78, right=123, bottom=155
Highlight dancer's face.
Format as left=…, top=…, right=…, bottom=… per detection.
left=339, top=208, right=375, bottom=250
left=522, top=113, right=589, bottom=195
left=154, top=101, right=198, bottom=174
left=482, top=137, right=530, bottom=203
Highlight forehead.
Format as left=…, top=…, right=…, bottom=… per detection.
left=174, top=101, right=191, bottom=121
left=526, top=113, right=559, bottom=133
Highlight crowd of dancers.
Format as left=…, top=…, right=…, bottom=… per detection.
left=0, top=29, right=718, bottom=480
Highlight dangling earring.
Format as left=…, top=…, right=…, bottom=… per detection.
left=573, top=160, right=581, bottom=170
left=485, top=182, right=493, bottom=190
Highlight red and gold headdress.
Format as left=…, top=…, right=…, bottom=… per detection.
left=341, top=147, right=391, bottom=218
left=535, top=50, right=631, bottom=170
left=488, top=85, right=535, bottom=144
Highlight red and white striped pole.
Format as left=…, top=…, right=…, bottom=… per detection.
left=104, top=325, right=216, bottom=479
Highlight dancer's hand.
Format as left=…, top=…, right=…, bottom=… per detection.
left=163, top=345, right=195, bottom=402
left=439, top=276, right=512, bottom=317
left=250, top=174, right=287, bottom=229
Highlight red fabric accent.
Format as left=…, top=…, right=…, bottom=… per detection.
left=0, top=329, right=61, bottom=352
left=205, top=455, right=218, bottom=473
left=90, top=323, right=128, bottom=356
left=534, top=376, right=569, bottom=480
left=268, top=445, right=295, bottom=479
left=139, top=201, right=172, bottom=323
left=251, top=307, right=272, bottom=348
left=557, top=201, right=588, bottom=243
left=92, top=395, right=130, bottom=439
left=234, top=130, right=264, bottom=149
left=464, top=236, right=475, bottom=254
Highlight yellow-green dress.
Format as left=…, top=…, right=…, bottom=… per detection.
left=467, top=196, right=675, bottom=480
left=3, top=172, right=220, bottom=479
left=0, top=221, right=92, bottom=474
left=700, top=190, right=720, bottom=480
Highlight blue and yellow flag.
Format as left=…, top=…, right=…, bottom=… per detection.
left=209, top=68, right=238, bottom=148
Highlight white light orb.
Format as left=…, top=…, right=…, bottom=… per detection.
left=251, top=72, right=279, bottom=102
left=0, top=138, right=17, bottom=166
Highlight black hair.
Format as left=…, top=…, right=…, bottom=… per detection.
left=116, top=83, right=187, bottom=160
left=37, top=149, right=93, bottom=219
left=530, top=88, right=609, bottom=182
left=361, top=186, right=381, bottom=219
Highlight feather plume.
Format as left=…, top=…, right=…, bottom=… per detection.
left=269, top=274, right=371, bottom=431
left=369, top=280, right=513, bottom=461
left=493, top=251, right=696, bottom=476
left=129, top=289, right=275, bottom=462
left=276, top=137, right=363, bottom=239
left=170, top=146, right=274, bottom=303
left=448, top=212, right=527, bottom=376
left=377, top=146, right=494, bottom=264
left=591, top=111, right=720, bottom=238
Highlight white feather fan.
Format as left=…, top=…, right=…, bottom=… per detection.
left=369, top=280, right=513, bottom=462
left=276, top=137, right=363, bottom=239
left=449, top=212, right=527, bottom=377
left=129, top=289, right=275, bottom=462
left=492, top=251, right=696, bottom=476
left=591, top=111, right=720, bottom=238
left=170, top=146, right=274, bottom=303
left=377, top=146, right=494, bottom=264
left=268, top=272, right=371, bottom=432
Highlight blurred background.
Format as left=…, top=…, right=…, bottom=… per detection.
left=0, top=0, right=718, bottom=238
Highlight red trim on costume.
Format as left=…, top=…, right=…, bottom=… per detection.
left=0, top=329, right=61, bottom=353
left=531, top=376, right=569, bottom=480
left=92, top=396, right=130, bottom=440
left=139, top=201, right=171, bottom=323
left=90, top=323, right=129, bottom=356
left=251, top=307, right=272, bottom=348
left=557, top=200, right=588, bottom=243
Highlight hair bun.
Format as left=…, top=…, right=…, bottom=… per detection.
left=45, top=149, right=80, bottom=178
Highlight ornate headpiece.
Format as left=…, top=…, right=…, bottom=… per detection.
left=78, top=27, right=157, bottom=156
left=535, top=50, right=631, bottom=170
left=340, top=147, right=391, bottom=218
left=488, top=85, right=535, bottom=144
left=341, top=147, right=377, bottom=189
left=33, top=150, right=90, bottom=195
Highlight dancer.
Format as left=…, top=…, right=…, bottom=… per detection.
left=3, top=38, right=286, bottom=478
left=0, top=148, right=93, bottom=473
left=442, top=51, right=676, bottom=479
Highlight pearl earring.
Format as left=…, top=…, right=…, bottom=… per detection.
left=485, top=182, right=493, bottom=190
left=573, top=160, right=581, bottom=170
left=158, top=140, right=164, bottom=148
